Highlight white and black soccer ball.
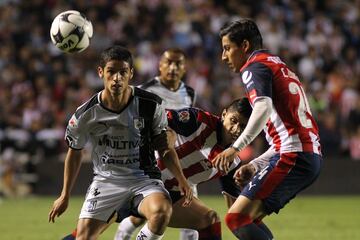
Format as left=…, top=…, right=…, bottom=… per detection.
left=50, top=10, right=93, bottom=53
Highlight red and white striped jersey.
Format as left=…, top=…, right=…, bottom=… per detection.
left=240, top=50, right=321, bottom=155
left=157, top=108, right=240, bottom=191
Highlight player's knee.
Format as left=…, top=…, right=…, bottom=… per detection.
left=148, top=204, right=172, bottom=226
left=205, top=210, right=220, bottom=225
left=225, top=213, right=253, bottom=231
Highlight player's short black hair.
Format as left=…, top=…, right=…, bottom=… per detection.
left=164, top=47, right=187, bottom=58
left=225, top=97, right=252, bottom=119
left=219, top=19, right=263, bottom=50
left=99, top=45, right=134, bottom=68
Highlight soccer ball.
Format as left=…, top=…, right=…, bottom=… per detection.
left=50, top=10, right=93, bottom=53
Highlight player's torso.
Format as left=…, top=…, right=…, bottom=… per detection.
left=141, top=78, right=194, bottom=109
left=158, top=108, right=239, bottom=190
left=77, top=91, right=161, bottom=181
left=241, top=51, right=321, bottom=154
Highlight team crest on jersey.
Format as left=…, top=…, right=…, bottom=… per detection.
left=134, top=117, right=144, bottom=130
left=68, top=115, right=78, bottom=127
left=178, top=110, right=190, bottom=122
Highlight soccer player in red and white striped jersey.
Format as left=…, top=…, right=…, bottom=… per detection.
left=216, top=19, right=323, bottom=240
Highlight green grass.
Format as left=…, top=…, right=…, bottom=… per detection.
left=0, top=195, right=359, bottom=239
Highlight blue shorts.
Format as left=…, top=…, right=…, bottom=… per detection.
left=240, top=152, right=322, bottom=214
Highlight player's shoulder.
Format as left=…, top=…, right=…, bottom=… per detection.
left=74, top=93, right=100, bottom=119
left=134, top=86, right=162, bottom=105
left=139, top=77, right=159, bottom=90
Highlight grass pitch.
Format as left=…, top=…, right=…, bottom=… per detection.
left=0, top=195, right=359, bottom=240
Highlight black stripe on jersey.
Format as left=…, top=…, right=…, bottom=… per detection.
left=243, top=62, right=273, bottom=98
left=167, top=108, right=202, bottom=137
left=135, top=87, right=162, bottom=179
left=74, top=94, right=99, bottom=118
left=184, top=85, right=196, bottom=106
left=140, top=78, right=157, bottom=90
left=134, top=87, right=163, bottom=105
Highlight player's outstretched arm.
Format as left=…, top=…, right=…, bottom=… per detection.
left=48, top=148, right=82, bottom=223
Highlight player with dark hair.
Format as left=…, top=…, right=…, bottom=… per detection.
left=48, top=45, right=192, bottom=240
left=117, top=47, right=198, bottom=240
left=213, top=19, right=322, bottom=240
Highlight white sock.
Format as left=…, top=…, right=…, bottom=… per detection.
left=114, top=217, right=137, bottom=240
left=179, top=228, right=199, bottom=240
left=136, top=223, right=163, bottom=240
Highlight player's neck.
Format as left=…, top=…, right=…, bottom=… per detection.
left=160, top=78, right=181, bottom=91
left=101, top=87, right=132, bottom=111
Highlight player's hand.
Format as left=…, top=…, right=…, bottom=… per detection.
left=212, top=147, right=237, bottom=174
left=178, top=180, right=193, bottom=207
left=233, top=163, right=256, bottom=187
left=48, top=195, right=69, bottom=223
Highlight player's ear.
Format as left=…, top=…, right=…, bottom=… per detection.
left=221, top=109, right=227, bottom=121
left=130, top=68, right=134, bottom=79
left=243, top=39, right=251, bottom=53
left=97, top=66, right=104, bottom=78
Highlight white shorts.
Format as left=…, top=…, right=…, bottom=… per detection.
left=79, top=178, right=170, bottom=222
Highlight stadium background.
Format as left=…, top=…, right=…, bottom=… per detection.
left=0, top=1, right=359, bottom=238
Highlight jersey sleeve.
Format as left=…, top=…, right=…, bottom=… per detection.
left=151, top=101, right=168, bottom=136
left=241, top=62, right=273, bottom=104
left=65, top=114, right=88, bottom=150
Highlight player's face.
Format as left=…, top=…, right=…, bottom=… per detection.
left=221, top=34, right=247, bottom=73
left=221, top=110, right=248, bottom=145
left=159, top=52, right=186, bottom=83
left=98, top=60, right=133, bottom=96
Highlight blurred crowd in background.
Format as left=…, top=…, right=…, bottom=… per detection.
left=0, top=0, right=359, bottom=196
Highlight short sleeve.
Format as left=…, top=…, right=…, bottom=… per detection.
left=65, top=114, right=88, bottom=150
left=241, top=62, right=273, bottom=104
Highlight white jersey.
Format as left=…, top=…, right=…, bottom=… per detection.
left=140, top=77, right=195, bottom=109
left=65, top=87, right=167, bottom=181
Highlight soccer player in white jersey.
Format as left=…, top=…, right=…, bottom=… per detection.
left=214, top=19, right=322, bottom=240
left=48, top=46, right=192, bottom=240
left=116, top=48, right=198, bottom=240
left=114, top=98, right=252, bottom=240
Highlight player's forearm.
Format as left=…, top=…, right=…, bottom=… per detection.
left=61, top=148, right=82, bottom=198
left=232, top=97, right=272, bottom=152
left=250, top=146, right=277, bottom=172
left=160, top=148, right=188, bottom=184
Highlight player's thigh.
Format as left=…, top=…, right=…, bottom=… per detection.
left=77, top=218, right=108, bottom=239
left=227, top=195, right=265, bottom=220
left=169, top=196, right=219, bottom=230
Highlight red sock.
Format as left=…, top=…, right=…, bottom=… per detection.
left=71, top=229, right=77, bottom=237
left=225, top=213, right=252, bottom=232
left=198, top=221, right=221, bottom=240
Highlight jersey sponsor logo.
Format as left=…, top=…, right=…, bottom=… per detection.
left=178, top=110, right=190, bottom=122
left=242, top=71, right=253, bottom=84
left=98, top=137, right=140, bottom=149
left=101, top=155, right=140, bottom=165
left=134, top=117, right=144, bottom=130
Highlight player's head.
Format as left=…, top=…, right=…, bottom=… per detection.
left=220, top=19, right=263, bottom=73
left=221, top=98, right=252, bottom=145
left=97, top=45, right=134, bottom=96
left=159, top=48, right=186, bottom=86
